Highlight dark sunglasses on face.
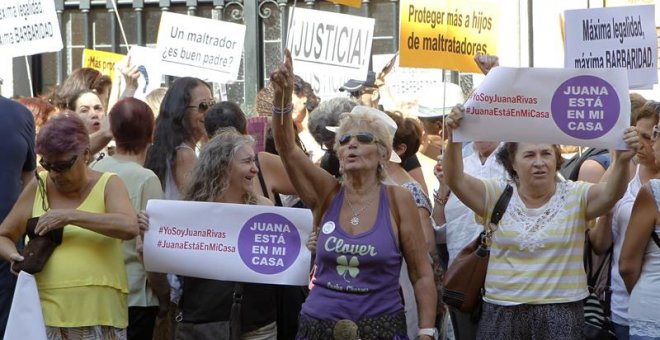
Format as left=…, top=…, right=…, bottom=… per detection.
left=187, top=100, right=216, bottom=112
left=338, top=132, right=380, bottom=146
left=653, top=126, right=660, bottom=140
left=40, top=154, right=78, bottom=173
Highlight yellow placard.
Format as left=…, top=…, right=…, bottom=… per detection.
left=399, top=0, right=499, bottom=73
left=82, top=49, right=125, bottom=82
left=328, top=0, right=361, bottom=8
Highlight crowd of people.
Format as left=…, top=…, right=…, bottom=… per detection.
left=0, top=47, right=658, bottom=340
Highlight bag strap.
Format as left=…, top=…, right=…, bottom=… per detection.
left=652, top=230, right=660, bottom=248
left=490, top=184, right=513, bottom=226
left=230, top=282, right=243, bottom=340
left=254, top=156, right=283, bottom=207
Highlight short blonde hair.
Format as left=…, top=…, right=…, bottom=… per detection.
left=334, top=109, right=392, bottom=181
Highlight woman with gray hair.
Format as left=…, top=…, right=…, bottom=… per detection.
left=308, top=97, right=357, bottom=177
left=270, top=51, right=437, bottom=339
left=141, top=128, right=277, bottom=339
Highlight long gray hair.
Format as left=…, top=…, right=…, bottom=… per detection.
left=184, top=128, right=256, bottom=203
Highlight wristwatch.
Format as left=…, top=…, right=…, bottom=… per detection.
left=418, top=328, right=438, bottom=339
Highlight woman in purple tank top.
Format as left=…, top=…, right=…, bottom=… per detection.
left=270, top=51, right=437, bottom=340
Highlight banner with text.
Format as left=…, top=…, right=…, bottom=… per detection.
left=0, top=0, right=63, bottom=57
left=156, top=12, right=245, bottom=83
left=399, top=0, right=500, bottom=73
left=82, top=49, right=125, bottom=84
left=453, top=67, right=630, bottom=149
left=564, top=5, right=657, bottom=89
left=287, top=8, right=374, bottom=99
left=128, top=46, right=164, bottom=101
left=144, top=200, right=313, bottom=285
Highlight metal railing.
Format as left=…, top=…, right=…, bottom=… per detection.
left=39, top=0, right=399, bottom=112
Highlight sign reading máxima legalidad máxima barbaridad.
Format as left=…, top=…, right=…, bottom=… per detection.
left=453, top=67, right=630, bottom=150
left=144, top=200, right=313, bottom=285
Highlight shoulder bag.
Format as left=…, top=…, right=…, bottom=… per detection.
left=441, top=184, right=513, bottom=313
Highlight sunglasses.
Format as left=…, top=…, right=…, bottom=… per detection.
left=40, top=154, right=78, bottom=173
left=654, top=126, right=660, bottom=140
left=338, top=132, right=381, bottom=146
left=187, top=100, right=216, bottom=112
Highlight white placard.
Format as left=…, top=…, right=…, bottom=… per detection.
left=453, top=67, right=630, bottom=150
left=4, top=272, right=47, bottom=340
left=372, top=53, right=445, bottom=102
left=144, top=200, right=313, bottom=285
left=0, top=0, right=63, bottom=57
left=564, top=5, right=657, bottom=89
left=127, top=46, right=163, bottom=101
left=156, top=12, right=245, bottom=83
left=286, top=8, right=375, bottom=100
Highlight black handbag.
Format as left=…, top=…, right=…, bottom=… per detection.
left=583, top=233, right=615, bottom=340
left=442, top=184, right=513, bottom=313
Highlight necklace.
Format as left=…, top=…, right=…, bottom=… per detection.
left=345, top=186, right=379, bottom=226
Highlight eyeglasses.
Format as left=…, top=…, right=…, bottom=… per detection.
left=338, top=132, right=381, bottom=146
left=653, top=126, right=660, bottom=140
left=40, top=154, right=78, bottom=173
left=187, top=100, right=216, bottom=112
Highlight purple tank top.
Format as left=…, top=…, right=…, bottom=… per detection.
left=301, top=185, right=404, bottom=321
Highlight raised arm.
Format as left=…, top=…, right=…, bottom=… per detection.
left=270, top=50, right=336, bottom=213
left=620, top=184, right=656, bottom=293
left=34, top=175, right=138, bottom=240
left=585, top=127, right=638, bottom=220
left=442, top=105, right=488, bottom=217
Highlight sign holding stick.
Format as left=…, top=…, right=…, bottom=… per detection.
left=156, top=12, right=245, bottom=83
left=453, top=67, right=630, bottom=149
left=564, top=5, right=657, bottom=89
left=144, top=200, right=313, bottom=285
left=0, top=0, right=63, bottom=57
left=286, top=8, right=375, bottom=99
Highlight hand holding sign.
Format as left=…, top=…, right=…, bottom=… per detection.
left=615, top=127, right=640, bottom=162
left=474, top=53, right=499, bottom=75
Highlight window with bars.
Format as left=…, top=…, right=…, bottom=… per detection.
left=37, top=0, right=400, bottom=112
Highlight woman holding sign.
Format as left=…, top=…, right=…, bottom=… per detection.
left=270, top=51, right=437, bottom=339
left=442, top=104, right=638, bottom=339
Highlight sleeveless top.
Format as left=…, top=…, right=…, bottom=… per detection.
left=628, top=179, right=660, bottom=337
left=301, top=185, right=404, bottom=320
left=33, top=171, right=128, bottom=328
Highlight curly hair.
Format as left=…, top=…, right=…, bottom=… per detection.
left=308, top=97, right=357, bottom=148
left=183, top=128, right=256, bottom=204
left=387, top=110, right=422, bottom=163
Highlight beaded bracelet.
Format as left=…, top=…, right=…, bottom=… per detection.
left=271, top=103, right=293, bottom=115
left=433, top=190, right=449, bottom=205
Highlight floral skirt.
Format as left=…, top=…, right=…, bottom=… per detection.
left=295, top=311, right=408, bottom=340
left=46, top=325, right=126, bottom=340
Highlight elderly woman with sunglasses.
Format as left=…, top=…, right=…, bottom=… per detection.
left=270, top=51, right=436, bottom=339
left=0, top=113, right=138, bottom=339
left=443, top=104, right=638, bottom=339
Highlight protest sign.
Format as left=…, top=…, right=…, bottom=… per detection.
left=156, top=12, right=245, bottom=83
left=453, top=67, right=630, bottom=149
left=399, top=0, right=500, bottom=73
left=329, top=0, right=361, bottom=8
left=0, top=0, right=63, bottom=57
left=82, top=49, right=125, bottom=83
left=127, top=46, right=163, bottom=101
left=247, top=116, right=268, bottom=153
left=144, top=200, right=313, bottom=285
left=286, top=8, right=374, bottom=99
left=372, top=53, right=445, bottom=102
left=564, top=5, right=657, bottom=89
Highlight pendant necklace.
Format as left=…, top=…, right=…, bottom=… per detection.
left=346, top=186, right=379, bottom=226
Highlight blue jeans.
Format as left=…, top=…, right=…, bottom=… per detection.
left=612, top=322, right=630, bottom=340
left=0, top=261, right=18, bottom=337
